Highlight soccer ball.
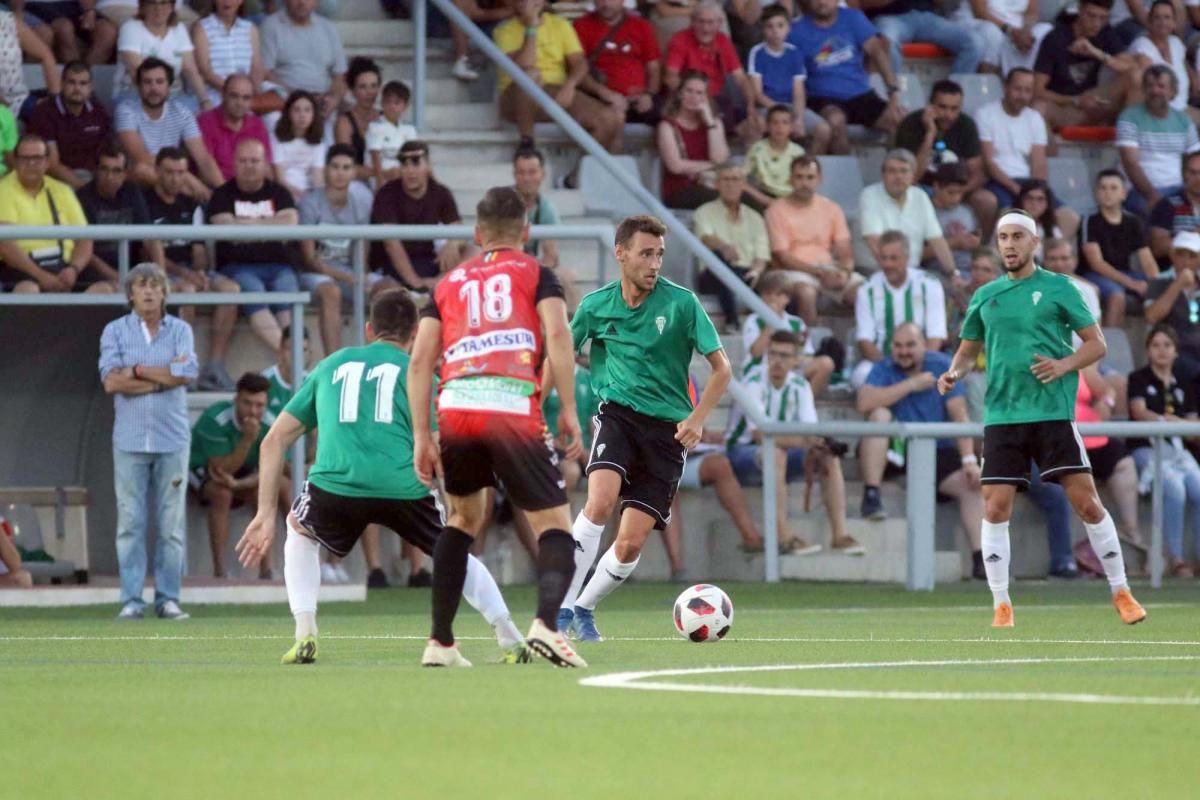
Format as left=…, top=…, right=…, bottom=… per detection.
left=672, top=584, right=733, bottom=642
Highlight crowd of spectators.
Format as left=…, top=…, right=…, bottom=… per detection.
left=10, top=0, right=1200, bottom=587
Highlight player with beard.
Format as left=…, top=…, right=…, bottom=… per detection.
left=939, top=209, right=1146, bottom=627
left=557, top=215, right=731, bottom=642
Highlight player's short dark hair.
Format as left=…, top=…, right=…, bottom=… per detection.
left=790, top=154, right=821, bottom=174
left=399, top=139, right=429, bottom=157
left=760, top=3, right=790, bottom=24
left=1080, top=0, right=1113, bottom=9
left=137, top=56, right=174, bottom=87
left=236, top=372, right=271, bottom=396
left=155, top=146, right=186, bottom=165
left=381, top=80, right=411, bottom=103
left=280, top=324, right=310, bottom=344
left=1146, top=322, right=1179, bottom=348
left=326, top=143, right=357, bottom=163
left=769, top=329, right=802, bottom=350
left=933, top=162, right=966, bottom=186
left=1095, top=167, right=1124, bottom=186
left=930, top=79, right=962, bottom=101
left=766, top=103, right=792, bottom=121
left=1004, top=67, right=1034, bottom=84
left=615, top=215, right=667, bottom=248
left=370, top=288, right=418, bottom=342
left=755, top=270, right=791, bottom=296
left=476, top=186, right=528, bottom=238
left=346, top=56, right=381, bottom=89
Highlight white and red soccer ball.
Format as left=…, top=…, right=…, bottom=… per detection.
left=673, top=584, right=733, bottom=642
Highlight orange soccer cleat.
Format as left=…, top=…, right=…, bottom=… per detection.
left=1113, top=588, right=1147, bottom=625
left=991, top=603, right=1014, bottom=628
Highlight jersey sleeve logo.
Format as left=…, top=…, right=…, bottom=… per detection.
left=656, top=315, right=666, bottom=334
left=448, top=268, right=467, bottom=282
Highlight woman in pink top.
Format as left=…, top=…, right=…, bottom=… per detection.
left=657, top=70, right=729, bottom=209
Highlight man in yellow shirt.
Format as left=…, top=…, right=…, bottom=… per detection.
left=0, top=134, right=109, bottom=294
left=494, top=0, right=624, bottom=153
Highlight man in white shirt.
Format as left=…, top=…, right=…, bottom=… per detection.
left=724, top=329, right=862, bottom=556
left=859, top=148, right=956, bottom=279
left=977, top=67, right=1049, bottom=211
left=852, top=230, right=947, bottom=386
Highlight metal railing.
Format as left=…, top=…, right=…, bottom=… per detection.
left=413, top=0, right=788, bottom=331
left=729, top=381, right=1188, bottom=591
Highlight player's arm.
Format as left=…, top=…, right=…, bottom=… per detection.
left=539, top=295, right=583, bottom=462
left=235, top=411, right=306, bottom=567
left=408, top=315, right=443, bottom=486
left=856, top=373, right=928, bottom=414
left=1032, top=324, right=1106, bottom=383
left=680, top=348, right=732, bottom=448
left=937, top=338, right=983, bottom=395
left=944, top=394, right=980, bottom=487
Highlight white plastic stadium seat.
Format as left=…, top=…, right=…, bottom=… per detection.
left=578, top=154, right=649, bottom=220
left=869, top=72, right=926, bottom=117
left=816, top=156, right=864, bottom=224
left=1046, top=156, right=1095, bottom=216
left=949, top=73, right=1003, bottom=117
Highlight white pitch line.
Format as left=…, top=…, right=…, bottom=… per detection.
left=579, top=655, right=1200, bottom=706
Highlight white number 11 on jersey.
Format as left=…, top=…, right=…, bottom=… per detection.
left=332, top=362, right=403, bottom=423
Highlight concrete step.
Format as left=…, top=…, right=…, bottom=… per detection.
left=335, top=19, right=413, bottom=48
left=425, top=101, right=498, bottom=130
left=456, top=186, right=585, bottom=217
left=337, top=0, right=392, bottom=21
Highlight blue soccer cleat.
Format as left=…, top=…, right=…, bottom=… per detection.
left=556, top=607, right=575, bottom=638
left=572, top=606, right=604, bottom=642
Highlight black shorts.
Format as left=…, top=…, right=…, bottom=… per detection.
left=807, top=91, right=889, bottom=127
left=439, top=410, right=568, bottom=512
left=290, top=481, right=443, bottom=558
left=0, top=263, right=110, bottom=292
left=884, top=445, right=963, bottom=503
left=1087, top=439, right=1129, bottom=482
left=188, top=464, right=255, bottom=506
left=586, top=401, right=687, bottom=530
left=981, top=421, right=1092, bottom=486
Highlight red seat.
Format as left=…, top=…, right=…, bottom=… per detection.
left=1058, top=126, right=1116, bottom=142
left=900, top=43, right=951, bottom=58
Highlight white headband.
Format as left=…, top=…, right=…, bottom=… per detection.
left=996, top=212, right=1038, bottom=237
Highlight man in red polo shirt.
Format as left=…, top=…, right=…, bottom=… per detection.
left=575, top=0, right=663, bottom=126
left=663, top=1, right=760, bottom=138
left=197, top=74, right=275, bottom=181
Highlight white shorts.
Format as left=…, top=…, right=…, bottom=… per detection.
left=678, top=445, right=723, bottom=490
left=300, top=270, right=382, bottom=301
left=775, top=268, right=864, bottom=301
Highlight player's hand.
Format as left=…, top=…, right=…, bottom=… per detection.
left=1031, top=354, right=1069, bottom=384
left=961, top=462, right=981, bottom=489
left=1127, top=279, right=1149, bottom=296
left=240, top=416, right=261, bottom=441
left=210, top=465, right=236, bottom=489
left=413, top=433, right=442, bottom=487
left=235, top=513, right=276, bottom=568
left=675, top=414, right=703, bottom=449
left=557, top=410, right=585, bottom=462
left=937, top=369, right=959, bottom=396
left=1179, top=269, right=1197, bottom=290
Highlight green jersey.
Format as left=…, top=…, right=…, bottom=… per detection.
left=571, top=277, right=723, bottom=423
left=961, top=267, right=1095, bottom=425
left=284, top=341, right=429, bottom=500
left=542, top=364, right=600, bottom=449
left=189, top=400, right=274, bottom=470
left=262, top=363, right=306, bottom=416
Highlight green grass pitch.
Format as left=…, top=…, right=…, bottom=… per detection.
left=4, top=581, right=1197, bottom=800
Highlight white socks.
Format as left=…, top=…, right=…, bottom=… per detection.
left=560, top=512, right=606, bottom=610
left=575, top=546, right=639, bottom=610
left=284, top=523, right=320, bottom=640
left=1084, top=512, right=1129, bottom=594
left=462, top=554, right=523, bottom=648
left=981, top=520, right=1011, bottom=608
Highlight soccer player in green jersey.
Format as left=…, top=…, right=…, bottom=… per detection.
left=235, top=290, right=529, bottom=664
left=558, top=215, right=732, bottom=641
left=939, top=210, right=1146, bottom=627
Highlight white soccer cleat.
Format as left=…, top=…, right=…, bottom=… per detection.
left=526, top=618, right=588, bottom=668
left=421, top=640, right=473, bottom=668
left=320, top=563, right=338, bottom=585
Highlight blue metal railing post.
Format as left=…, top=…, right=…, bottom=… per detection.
left=1151, top=436, right=1164, bottom=589
left=904, top=436, right=936, bottom=591
left=290, top=299, right=306, bottom=500
left=352, top=239, right=366, bottom=347
left=762, top=435, right=779, bottom=583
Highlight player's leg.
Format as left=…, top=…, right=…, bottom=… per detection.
left=980, top=423, right=1032, bottom=626
left=381, top=494, right=526, bottom=660
left=699, top=452, right=765, bottom=550
left=1040, top=422, right=1145, bottom=623
left=201, top=480, right=234, bottom=578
